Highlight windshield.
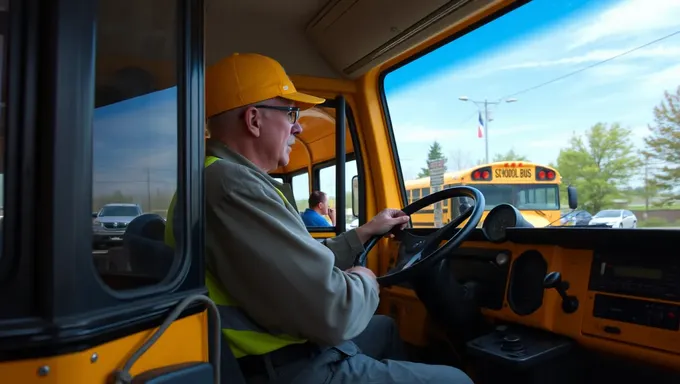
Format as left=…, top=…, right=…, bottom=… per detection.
left=594, top=210, right=621, bottom=218
left=473, top=184, right=559, bottom=210
left=383, top=0, right=680, bottom=230
left=99, top=206, right=140, bottom=217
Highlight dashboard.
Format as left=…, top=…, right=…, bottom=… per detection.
left=383, top=204, right=680, bottom=373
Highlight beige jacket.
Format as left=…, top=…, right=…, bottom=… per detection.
left=203, top=139, right=379, bottom=346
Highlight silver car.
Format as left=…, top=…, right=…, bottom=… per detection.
left=92, top=203, right=143, bottom=248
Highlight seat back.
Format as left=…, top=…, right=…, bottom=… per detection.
left=124, top=213, right=174, bottom=281
left=278, top=182, right=299, bottom=212
left=123, top=213, right=248, bottom=383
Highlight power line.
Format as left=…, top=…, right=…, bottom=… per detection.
left=499, top=29, right=680, bottom=100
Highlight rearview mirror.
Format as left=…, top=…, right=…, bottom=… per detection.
left=351, top=175, right=359, bottom=218
left=567, top=185, right=578, bottom=209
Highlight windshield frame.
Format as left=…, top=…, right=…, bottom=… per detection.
left=376, top=2, right=529, bottom=209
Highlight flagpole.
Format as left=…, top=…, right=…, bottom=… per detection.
left=484, top=100, right=489, bottom=164
left=458, top=96, right=519, bottom=164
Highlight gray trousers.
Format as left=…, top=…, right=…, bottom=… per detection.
left=248, top=315, right=474, bottom=384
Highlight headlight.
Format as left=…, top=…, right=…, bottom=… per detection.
left=93, top=219, right=102, bottom=226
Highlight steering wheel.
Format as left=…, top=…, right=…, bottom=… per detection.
left=353, top=186, right=485, bottom=286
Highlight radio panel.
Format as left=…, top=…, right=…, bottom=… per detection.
left=593, top=294, right=680, bottom=331
left=588, top=251, right=680, bottom=301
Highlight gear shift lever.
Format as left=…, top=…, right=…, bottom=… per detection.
left=543, top=271, right=579, bottom=314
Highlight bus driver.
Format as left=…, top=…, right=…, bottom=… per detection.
left=171, top=52, right=474, bottom=384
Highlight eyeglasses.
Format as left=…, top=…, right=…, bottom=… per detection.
left=254, top=105, right=301, bottom=124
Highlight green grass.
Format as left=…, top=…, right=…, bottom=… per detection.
left=627, top=204, right=680, bottom=211
left=638, top=218, right=680, bottom=227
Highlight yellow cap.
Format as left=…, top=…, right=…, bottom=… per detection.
left=205, top=53, right=326, bottom=119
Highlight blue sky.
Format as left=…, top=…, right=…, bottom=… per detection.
left=93, top=0, right=680, bottom=212
left=92, top=87, right=177, bottom=207
left=384, top=0, right=680, bottom=185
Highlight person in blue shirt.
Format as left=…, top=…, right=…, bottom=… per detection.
left=301, top=191, right=336, bottom=227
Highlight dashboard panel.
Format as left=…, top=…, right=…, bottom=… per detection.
left=378, top=225, right=680, bottom=372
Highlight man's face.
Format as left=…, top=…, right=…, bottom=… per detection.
left=319, top=195, right=329, bottom=215
left=256, top=99, right=302, bottom=169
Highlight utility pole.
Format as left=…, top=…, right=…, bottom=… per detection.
left=146, top=167, right=151, bottom=213
left=644, top=155, right=649, bottom=212
left=459, top=96, right=517, bottom=164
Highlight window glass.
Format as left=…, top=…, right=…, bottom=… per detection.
left=383, top=0, right=680, bottom=230
left=92, top=0, right=178, bottom=287
left=317, top=160, right=359, bottom=230
left=287, top=105, right=361, bottom=231
left=292, top=172, right=309, bottom=212
left=0, top=0, right=8, bottom=261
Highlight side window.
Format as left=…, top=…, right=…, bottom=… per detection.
left=315, top=159, right=359, bottom=229
left=271, top=177, right=283, bottom=183
left=292, top=172, right=309, bottom=212
left=91, top=0, right=178, bottom=288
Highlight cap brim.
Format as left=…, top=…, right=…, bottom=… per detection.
left=281, top=91, right=326, bottom=110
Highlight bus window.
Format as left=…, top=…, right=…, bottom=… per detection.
left=516, top=185, right=559, bottom=210
left=0, top=0, right=7, bottom=263
left=271, top=177, right=283, bottom=184
left=292, top=172, right=310, bottom=212
left=383, top=0, right=679, bottom=230
left=316, top=160, right=359, bottom=230
left=91, top=0, right=179, bottom=287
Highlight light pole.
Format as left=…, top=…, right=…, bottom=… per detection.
left=458, top=96, right=518, bottom=163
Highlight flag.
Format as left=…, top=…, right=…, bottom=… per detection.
left=477, top=111, right=484, bottom=138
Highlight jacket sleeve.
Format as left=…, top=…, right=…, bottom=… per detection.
left=321, top=230, right=365, bottom=270
left=204, top=166, right=379, bottom=346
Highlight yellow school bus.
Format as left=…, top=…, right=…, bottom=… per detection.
left=0, top=0, right=678, bottom=383
left=405, top=161, right=562, bottom=228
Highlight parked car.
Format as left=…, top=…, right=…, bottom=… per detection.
left=92, top=203, right=144, bottom=248
left=589, top=209, right=637, bottom=228
left=560, top=210, right=593, bottom=226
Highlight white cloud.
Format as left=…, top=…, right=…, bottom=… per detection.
left=568, top=0, right=680, bottom=50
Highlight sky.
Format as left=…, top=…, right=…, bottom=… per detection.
left=383, top=0, right=680, bottom=185
left=92, top=87, right=177, bottom=209
left=91, top=0, right=680, bottom=211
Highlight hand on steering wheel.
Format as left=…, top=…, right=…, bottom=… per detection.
left=353, top=186, right=485, bottom=286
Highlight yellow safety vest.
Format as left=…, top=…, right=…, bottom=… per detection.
left=164, top=155, right=307, bottom=358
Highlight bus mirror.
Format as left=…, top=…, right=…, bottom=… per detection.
left=567, top=185, right=578, bottom=209
left=351, top=175, right=359, bottom=218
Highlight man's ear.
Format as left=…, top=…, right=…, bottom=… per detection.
left=243, top=106, right=262, bottom=138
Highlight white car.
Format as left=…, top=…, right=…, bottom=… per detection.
left=589, top=209, right=637, bottom=228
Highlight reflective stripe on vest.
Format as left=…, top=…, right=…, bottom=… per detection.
left=164, top=155, right=307, bottom=358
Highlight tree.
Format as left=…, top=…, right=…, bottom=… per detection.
left=556, top=123, right=641, bottom=213
left=492, top=149, right=530, bottom=162
left=448, top=148, right=474, bottom=170
left=643, top=86, right=680, bottom=204
left=417, top=141, right=446, bottom=178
